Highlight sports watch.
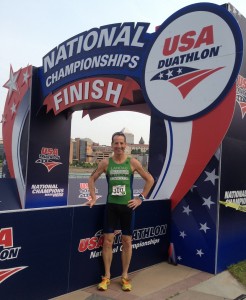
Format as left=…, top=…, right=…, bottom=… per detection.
left=138, top=194, right=145, bottom=201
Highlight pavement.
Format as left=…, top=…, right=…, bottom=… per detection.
left=51, top=262, right=246, bottom=300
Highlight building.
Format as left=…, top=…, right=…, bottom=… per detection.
left=128, top=137, right=149, bottom=168
left=69, top=133, right=149, bottom=167
left=129, top=139, right=149, bottom=153
left=69, top=138, right=93, bottom=164
left=92, top=145, right=112, bottom=162
left=121, top=127, right=134, bottom=144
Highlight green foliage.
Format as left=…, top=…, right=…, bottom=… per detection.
left=70, top=161, right=98, bottom=168
left=131, top=149, right=147, bottom=154
left=228, top=260, right=246, bottom=287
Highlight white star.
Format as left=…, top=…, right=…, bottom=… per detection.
left=177, top=256, right=182, bottom=261
left=159, top=72, right=164, bottom=79
left=179, top=231, right=187, bottom=238
left=204, top=169, right=219, bottom=185
left=22, top=70, right=30, bottom=85
left=1, top=114, right=6, bottom=124
left=177, top=68, right=182, bottom=74
left=183, top=205, right=192, bottom=215
left=199, top=222, right=210, bottom=233
left=196, top=249, right=204, bottom=257
left=10, top=102, right=17, bottom=115
left=3, top=65, right=20, bottom=99
left=166, top=69, right=173, bottom=78
left=202, top=196, right=215, bottom=209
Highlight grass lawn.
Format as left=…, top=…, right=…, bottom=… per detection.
left=228, top=260, right=246, bottom=288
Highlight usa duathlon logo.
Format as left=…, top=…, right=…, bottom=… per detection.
left=143, top=3, right=243, bottom=121
left=0, top=267, right=27, bottom=284
left=79, top=182, right=102, bottom=201
left=0, top=228, right=28, bottom=284
left=35, top=147, right=62, bottom=172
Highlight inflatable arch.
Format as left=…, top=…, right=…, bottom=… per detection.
left=2, top=2, right=243, bottom=210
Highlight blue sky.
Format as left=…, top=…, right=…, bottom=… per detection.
left=0, top=0, right=245, bottom=145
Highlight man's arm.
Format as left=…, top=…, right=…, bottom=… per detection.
left=87, top=159, right=108, bottom=208
left=128, top=158, right=154, bottom=210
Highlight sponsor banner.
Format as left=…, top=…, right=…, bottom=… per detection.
left=69, top=200, right=170, bottom=291
left=24, top=70, right=71, bottom=208
left=25, top=136, right=70, bottom=208
left=0, top=208, right=72, bottom=299
left=0, top=200, right=170, bottom=298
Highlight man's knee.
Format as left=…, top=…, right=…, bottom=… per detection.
left=121, top=236, right=132, bottom=250
left=103, top=234, right=114, bottom=248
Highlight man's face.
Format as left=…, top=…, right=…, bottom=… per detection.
left=111, top=135, right=126, bottom=155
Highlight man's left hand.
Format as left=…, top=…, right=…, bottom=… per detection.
left=128, top=198, right=142, bottom=210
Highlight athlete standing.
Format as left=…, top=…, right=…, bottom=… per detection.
left=88, top=131, right=154, bottom=291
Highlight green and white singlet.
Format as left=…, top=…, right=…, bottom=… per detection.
left=106, top=157, right=133, bottom=205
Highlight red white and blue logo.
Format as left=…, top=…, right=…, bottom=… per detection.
left=35, top=147, right=62, bottom=172
left=143, top=3, right=243, bottom=121
left=0, top=227, right=28, bottom=284
left=144, top=3, right=243, bottom=209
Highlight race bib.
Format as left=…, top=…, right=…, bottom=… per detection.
left=112, top=185, right=126, bottom=196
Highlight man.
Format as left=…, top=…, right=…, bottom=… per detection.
left=87, top=131, right=154, bottom=292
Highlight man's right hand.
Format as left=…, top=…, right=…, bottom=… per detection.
left=85, top=198, right=97, bottom=208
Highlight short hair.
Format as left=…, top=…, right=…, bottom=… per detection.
left=111, top=131, right=126, bottom=143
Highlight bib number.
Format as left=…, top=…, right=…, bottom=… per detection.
left=112, top=185, right=126, bottom=196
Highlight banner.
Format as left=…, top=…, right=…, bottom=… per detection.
left=0, top=200, right=170, bottom=299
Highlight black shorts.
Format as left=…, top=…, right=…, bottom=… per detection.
left=103, top=203, right=135, bottom=236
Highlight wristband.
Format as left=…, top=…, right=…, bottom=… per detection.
left=138, top=194, right=145, bottom=201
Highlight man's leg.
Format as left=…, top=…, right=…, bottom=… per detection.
left=102, top=233, right=115, bottom=279
left=121, top=234, right=132, bottom=279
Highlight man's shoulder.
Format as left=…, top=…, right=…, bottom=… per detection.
left=97, top=158, right=109, bottom=172
left=129, top=156, right=141, bottom=169
left=129, top=156, right=139, bottom=164
left=101, top=158, right=110, bottom=165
